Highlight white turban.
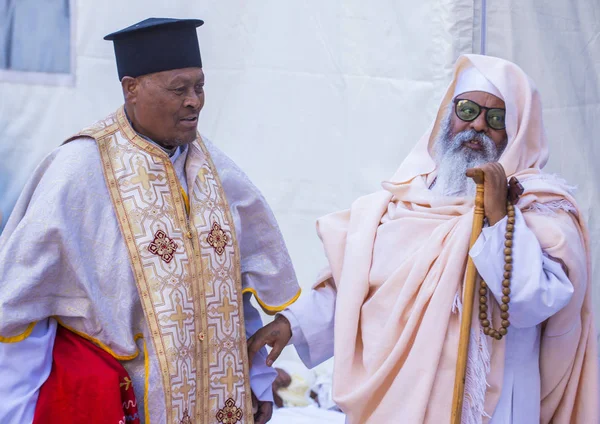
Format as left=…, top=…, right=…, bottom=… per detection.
left=453, top=66, right=503, bottom=100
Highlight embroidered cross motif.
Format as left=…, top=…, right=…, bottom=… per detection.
left=219, top=365, right=242, bottom=396
left=216, top=398, right=242, bottom=424
left=130, top=164, right=163, bottom=191
left=217, top=295, right=236, bottom=325
left=168, top=295, right=191, bottom=337
left=148, top=230, right=178, bottom=263
left=207, top=222, right=228, bottom=256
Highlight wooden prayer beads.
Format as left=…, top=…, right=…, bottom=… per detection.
left=479, top=201, right=514, bottom=340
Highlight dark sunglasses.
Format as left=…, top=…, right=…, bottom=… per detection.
left=453, top=98, right=506, bottom=130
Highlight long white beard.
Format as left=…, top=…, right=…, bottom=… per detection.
left=432, top=112, right=505, bottom=197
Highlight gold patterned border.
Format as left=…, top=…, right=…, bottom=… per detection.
left=196, top=138, right=253, bottom=421
left=96, top=135, right=173, bottom=423
left=115, top=107, right=211, bottom=422
left=179, top=176, right=209, bottom=424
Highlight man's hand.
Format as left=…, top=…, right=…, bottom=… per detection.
left=507, top=177, right=524, bottom=205
left=247, top=314, right=292, bottom=367
left=466, top=162, right=508, bottom=226
left=252, top=391, right=273, bottom=424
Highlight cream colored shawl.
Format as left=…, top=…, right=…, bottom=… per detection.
left=317, top=55, right=598, bottom=423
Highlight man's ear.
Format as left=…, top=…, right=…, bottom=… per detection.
left=121, top=76, right=138, bottom=104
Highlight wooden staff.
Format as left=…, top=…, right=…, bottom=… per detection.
left=451, top=168, right=486, bottom=424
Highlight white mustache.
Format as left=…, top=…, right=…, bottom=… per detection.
left=448, top=129, right=498, bottom=158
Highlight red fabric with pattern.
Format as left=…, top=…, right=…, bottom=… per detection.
left=33, top=325, right=140, bottom=424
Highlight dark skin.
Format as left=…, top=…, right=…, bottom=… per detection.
left=122, top=67, right=205, bottom=148
left=248, top=315, right=292, bottom=371
left=454, top=91, right=509, bottom=226
left=123, top=67, right=273, bottom=422
left=252, top=392, right=273, bottom=424
left=248, top=91, right=515, bottom=367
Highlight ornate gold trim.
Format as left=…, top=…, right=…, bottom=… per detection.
left=96, top=112, right=174, bottom=422
left=242, top=287, right=302, bottom=315
left=196, top=138, right=253, bottom=421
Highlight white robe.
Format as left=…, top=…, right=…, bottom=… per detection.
left=281, top=208, right=573, bottom=424
left=0, top=140, right=281, bottom=423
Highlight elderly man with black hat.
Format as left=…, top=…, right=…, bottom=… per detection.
left=0, top=18, right=300, bottom=424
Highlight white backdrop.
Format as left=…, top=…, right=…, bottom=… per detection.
left=1, top=0, right=599, bottom=361
left=481, top=0, right=600, bottom=341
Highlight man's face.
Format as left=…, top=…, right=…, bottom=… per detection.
left=125, top=67, right=205, bottom=147
left=432, top=91, right=509, bottom=197
left=450, top=91, right=507, bottom=150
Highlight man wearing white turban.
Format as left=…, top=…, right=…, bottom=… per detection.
left=249, top=55, right=598, bottom=423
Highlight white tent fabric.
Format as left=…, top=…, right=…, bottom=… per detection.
left=0, top=2, right=598, bottom=417
left=481, top=0, right=600, bottom=344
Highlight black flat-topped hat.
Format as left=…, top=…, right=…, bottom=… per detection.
left=104, top=18, right=204, bottom=80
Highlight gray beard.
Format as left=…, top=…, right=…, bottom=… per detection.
left=432, top=111, right=506, bottom=197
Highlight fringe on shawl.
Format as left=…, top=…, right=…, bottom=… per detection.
left=522, top=199, right=577, bottom=216
left=520, top=173, right=578, bottom=216
left=453, top=292, right=491, bottom=424
left=520, top=173, right=577, bottom=194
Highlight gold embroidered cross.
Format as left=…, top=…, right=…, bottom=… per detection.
left=169, top=297, right=189, bottom=336
left=219, top=365, right=241, bottom=396
left=131, top=165, right=161, bottom=191
left=217, top=295, right=236, bottom=325
left=174, top=372, right=194, bottom=406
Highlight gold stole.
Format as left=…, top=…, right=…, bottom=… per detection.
left=74, top=107, right=252, bottom=424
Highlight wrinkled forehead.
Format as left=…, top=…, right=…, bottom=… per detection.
left=139, top=67, right=204, bottom=86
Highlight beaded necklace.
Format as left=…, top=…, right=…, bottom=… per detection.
left=478, top=201, right=515, bottom=340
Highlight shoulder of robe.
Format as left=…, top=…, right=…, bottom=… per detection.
left=201, top=135, right=264, bottom=198
left=30, top=137, right=106, bottom=201
left=52, top=136, right=102, bottom=174
left=1, top=137, right=110, bottom=240
left=55, top=136, right=101, bottom=164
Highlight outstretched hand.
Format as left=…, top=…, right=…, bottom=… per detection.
left=247, top=314, right=292, bottom=367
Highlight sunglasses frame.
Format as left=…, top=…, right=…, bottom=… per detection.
left=453, top=98, right=506, bottom=130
